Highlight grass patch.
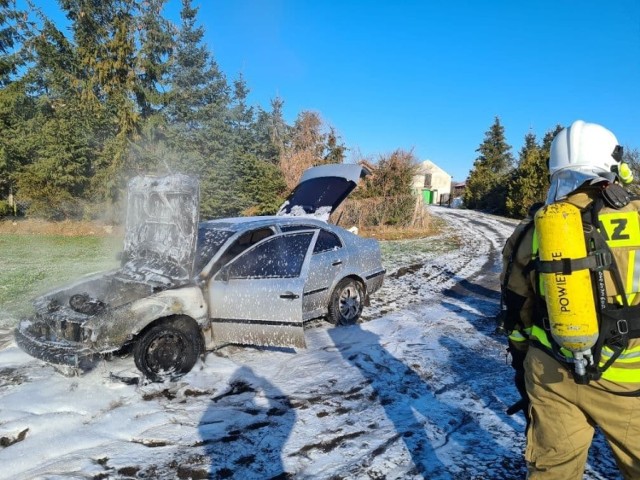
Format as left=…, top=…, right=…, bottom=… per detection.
left=358, top=217, right=445, bottom=241
left=0, top=234, right=121, bottom=324
left=379, top=232, right=462, bottom=273
left=0, top=218, right=122, bottom=237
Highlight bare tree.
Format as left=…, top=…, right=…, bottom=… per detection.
left=279, top=111, right=345, bottom=189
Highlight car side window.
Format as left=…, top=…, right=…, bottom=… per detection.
left=225, top=232, right=314, bottom=279
left=195, top=228, right=234, bottom=272
left=313, top=229, right=342, bottom=254
left=217, top=227, right=274, bottom=267
left=279, top=224, right=342, bottom=254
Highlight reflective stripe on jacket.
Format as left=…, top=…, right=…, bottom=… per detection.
left=529, top=325, right=640, bottom=384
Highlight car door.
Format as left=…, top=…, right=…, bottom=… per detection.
left=208, top=230, right=318, bottom=349
left=280, top=225, right=345, bottom=320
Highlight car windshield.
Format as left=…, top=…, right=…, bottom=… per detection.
left=194, top=226, right=234, bottom=273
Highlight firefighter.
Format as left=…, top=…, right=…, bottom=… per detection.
left=501, top=120, right=640, bottom=479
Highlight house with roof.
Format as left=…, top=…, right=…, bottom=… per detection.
left=412, top=160, right=452, bottom=205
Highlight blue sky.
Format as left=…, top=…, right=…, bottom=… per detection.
left=28, top=1, right=640, bottom=182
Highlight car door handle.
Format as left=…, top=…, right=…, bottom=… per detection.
left=332, top=260, right=343, bottom=266
left=280, top=292, right=300, bottom=300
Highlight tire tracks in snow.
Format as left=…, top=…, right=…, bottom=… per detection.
left=364, top=206, right=517, bottom=321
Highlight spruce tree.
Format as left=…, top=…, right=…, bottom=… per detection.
left=240, top=98, right=290, bottom=214
left=267, top=97, right=289, bottom=162
left=0, top=0, right=32, bottom=201
left=223, top=75, right=292, bottom=217
left=464, top=116, right=514, bottom=213
left=540, top=125, right=563, bottom=166
left=0, top=0, right=27, bottom=85
left=228, top=74, right=254, bottom=144
left=134, top=0, right=173, bottom=120
left=165, top=0, right=229, bottom=147
left=165, top=0, right=237, bottom=218
left=253, top=98, right=288, bottom=165
left=10, top=15, right=103, bottom=217
left=0, top=83, right=37, bottom=201
left=506, top=132, right=544, bottom=218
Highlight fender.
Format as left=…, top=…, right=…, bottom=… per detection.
left=84, top=286, right=208, bottom=352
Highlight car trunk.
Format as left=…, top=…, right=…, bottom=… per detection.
left=277, top=164, right=365, bottom=221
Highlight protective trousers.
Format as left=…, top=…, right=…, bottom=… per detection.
left=524, top=347, right=640, bottom=479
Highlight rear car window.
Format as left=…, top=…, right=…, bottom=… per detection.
left=279, top=225, right=342, bottom=254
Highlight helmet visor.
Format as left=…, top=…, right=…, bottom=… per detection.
left=546, top=167, right=613, bottom=204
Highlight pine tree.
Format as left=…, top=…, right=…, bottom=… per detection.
left=464, top=116, right=514, bottom=213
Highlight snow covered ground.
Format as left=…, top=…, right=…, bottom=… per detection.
left=0, top=206, right=623, bottom=479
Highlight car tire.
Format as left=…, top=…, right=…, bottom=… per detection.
left=133, top=316, right=203, bottom=382
left=327, top=278, right=364, bottom=326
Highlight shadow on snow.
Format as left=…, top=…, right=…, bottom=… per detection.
left=328, top=323, right=520, bottom=479
left=198, top=365, right=295, bottom=479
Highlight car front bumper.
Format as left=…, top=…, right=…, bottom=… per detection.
left=14, top=320, right=99, bottom=371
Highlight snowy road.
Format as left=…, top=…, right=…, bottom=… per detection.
left=0, top=207, right=621, bottom=479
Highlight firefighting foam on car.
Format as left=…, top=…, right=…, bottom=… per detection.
left=15, top=165, right=385, bottom=381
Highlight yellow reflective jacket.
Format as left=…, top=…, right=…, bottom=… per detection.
left=501, top=187, right=640, bottom=393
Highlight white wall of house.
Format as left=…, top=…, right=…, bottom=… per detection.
left=412, top=160, right=452, bottom=204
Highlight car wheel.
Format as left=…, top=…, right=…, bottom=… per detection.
left=133, top=316, right=202, bottom=382
left=327, top=278, right=364, bottom=326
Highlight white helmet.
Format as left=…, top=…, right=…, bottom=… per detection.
left=546, top=120, right=622, bottom=203
left=549, top=120, right=619, bottom=176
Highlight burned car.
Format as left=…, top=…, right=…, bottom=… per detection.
left=15, top=165, right=385, bottom=381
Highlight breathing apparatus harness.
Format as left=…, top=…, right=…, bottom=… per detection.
left=532, top=184, right=640, bottom=390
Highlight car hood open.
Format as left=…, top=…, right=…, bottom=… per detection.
left=277, top=163, right=366, bottom=221
left=121, top=174, right=200, bottom=285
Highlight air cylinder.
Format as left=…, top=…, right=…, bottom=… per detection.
left=534, top=202, right=599, bottom=360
